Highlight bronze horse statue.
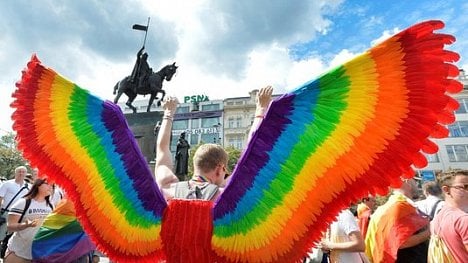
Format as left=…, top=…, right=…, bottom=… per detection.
left=113, top=62, right=178, bottom=113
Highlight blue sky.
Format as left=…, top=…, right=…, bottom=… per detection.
left=0, top=0, right=466, bottom=134
left=291, top=0, right=467, bottom=64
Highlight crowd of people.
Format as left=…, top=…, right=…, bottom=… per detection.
left=303, top=172, right=467, bottom=263
left=0, top=166, right=96, bottom=263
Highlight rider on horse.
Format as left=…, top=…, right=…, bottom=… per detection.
left=130, top=46, right=153, bottom=94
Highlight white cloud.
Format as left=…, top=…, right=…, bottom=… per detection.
left=1, top=0, right=344, bottom=134
left=1, top=0, right=466, bottom=135
left=370, top=27, right=401, bottom=46
left=329, top=49, right=358, bottom=68
left=286, top=59, right=326, bottom=91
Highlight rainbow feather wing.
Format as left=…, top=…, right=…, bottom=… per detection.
left=11, top=56, right=167, bottom=262
left=212, top=20, right=461, bottom=262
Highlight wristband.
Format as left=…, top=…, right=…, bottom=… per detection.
left=163, top=114, right=174, bottom=121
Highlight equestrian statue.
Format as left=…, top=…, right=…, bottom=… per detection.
left=113, top=18, right=178, bottom=113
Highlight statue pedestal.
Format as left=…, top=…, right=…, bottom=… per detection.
left=124, top=111, right=163, bottom=174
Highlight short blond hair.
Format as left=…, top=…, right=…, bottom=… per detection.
left=193, top=144, right=228, bottom=173
left=439, top=169, right=468, bottom=187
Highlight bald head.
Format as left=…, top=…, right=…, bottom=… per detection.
left=395, top=178, right=419, bottom=199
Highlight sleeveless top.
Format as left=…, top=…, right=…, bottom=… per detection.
left=174, top=181, right=219, bottom=201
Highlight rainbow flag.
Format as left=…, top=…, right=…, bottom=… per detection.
left=32, top=199, right=95, bottom=263
left=365, top=193, right=429, bottom=262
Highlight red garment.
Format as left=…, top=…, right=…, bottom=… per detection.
left=365, top=193, right=429, bottom=263
left=161, top=199, right=214, bottom=263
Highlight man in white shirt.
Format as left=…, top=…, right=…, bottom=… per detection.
left=416, top=181, right=444, bottom=220
left=0, top=166, right=29, bottom=240
left=320, top=209, right=367, bottom=263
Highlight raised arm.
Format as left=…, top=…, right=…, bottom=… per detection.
left=248, top=86, right=273, bottom=141
left=137, top=46, right=145, bottom=57
left=155, top=97, right=179, bottom=189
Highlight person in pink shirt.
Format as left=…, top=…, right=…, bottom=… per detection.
left=429, top=170, right=468, bottom=262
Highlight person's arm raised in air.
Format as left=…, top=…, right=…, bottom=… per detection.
left=137, top=46, right=145, bottom=57
left=248, top=86, right=273, bottom=141
left=155, top=97, right=179, bottom=191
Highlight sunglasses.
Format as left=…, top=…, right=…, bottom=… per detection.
left=449, top=184, right=468, bottom=191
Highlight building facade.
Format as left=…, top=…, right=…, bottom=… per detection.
left=223, top=90, right=282, bottom=150
left=417, top=69, right=468, bottom=180
left=171, top=97, right=224, bottom=151
left=118, top=94, right=224, bottom=155
left=120, top=71, right=467, bottom=179
left=222, top=90, right=258, bottom=150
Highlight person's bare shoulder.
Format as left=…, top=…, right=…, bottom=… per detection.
left=212, top=186, right=226, bottom=201
left=161, top=183, right=177, bottom=201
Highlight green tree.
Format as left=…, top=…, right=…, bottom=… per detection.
left=187, top=143, right=201, bottom=178
left=0, top=132, right=28, bottom=180
left=224, top=145, right=241, bottom=174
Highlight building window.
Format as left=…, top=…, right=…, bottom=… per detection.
left=201, top=133, right=217, bottom=144
left=173, top=120, right=188, bottom=130
left=190, top=134, right=199, bottom=145
left=228, top=117, right=235, bottom=128
left=228, top=135, right=244, bottom=149
left=201, top=117, right=220, bottom=128
left=423, top=153, right=439, bottom=163
left=446, top=144, right=468, bottom=162
left=170, top=136, right=178, bottom=152
left=176, top=106, right=189, bottom=113
left=235, top=116, right=242, bottom=128
left=227, top=116, right=243, bottom=128
left=191, top=119, right=200, bottom=129
left=201, top=104, right=220, bottom=111
left=455, top=97, right=468, bottom=114
left=448, top=121, right=468, bottom=137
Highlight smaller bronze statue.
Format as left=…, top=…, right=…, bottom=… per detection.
left=175, top=132, right=190, bottom=181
